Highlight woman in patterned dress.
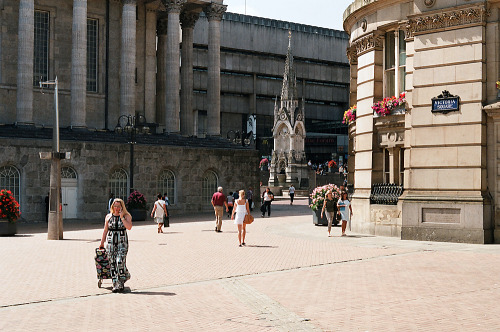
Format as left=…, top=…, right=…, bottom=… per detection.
left=99, top=198, right=132, bottom=292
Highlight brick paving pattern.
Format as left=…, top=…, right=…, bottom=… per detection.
left=1, top=198, right=499, bottom=331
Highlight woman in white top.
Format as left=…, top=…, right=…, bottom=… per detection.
left=151, top=194, right=167, bottom=233
left=231, top=189, right=251, bottom=247
left=337, top=191, right=353, bottom=236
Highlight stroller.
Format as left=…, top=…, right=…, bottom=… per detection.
left=94, top=248, right=111, bottom=288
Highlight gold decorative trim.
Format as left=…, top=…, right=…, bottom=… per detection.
left=407, top=4, right=488, bottom=36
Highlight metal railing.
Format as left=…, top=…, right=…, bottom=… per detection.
left=370, top=183, right=403, bottom=205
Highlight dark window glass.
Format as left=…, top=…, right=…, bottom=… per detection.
left=87, top=18, right=98, bottom=92
left=33, top=11, right=50, bottom=86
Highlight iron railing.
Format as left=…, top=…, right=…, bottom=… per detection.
left=370, top=183, right=403, bottom=205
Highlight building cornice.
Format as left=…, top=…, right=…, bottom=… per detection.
left=407, top=3, right=489, bottom=36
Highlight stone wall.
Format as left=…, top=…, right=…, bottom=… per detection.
left=0, top=137, right=259, bottom=223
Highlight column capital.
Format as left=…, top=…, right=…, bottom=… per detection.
left=157, top=17, right=168, bottom=35
left=162, top=0, right=186, bottom=14
left=203, top=3, right=227, bottom=22
left=180, top=11, right=199, bottom=29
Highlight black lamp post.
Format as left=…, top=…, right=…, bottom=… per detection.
left=115, top=114, right=149, bottom=193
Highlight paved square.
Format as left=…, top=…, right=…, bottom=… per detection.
left=1, top=198, right=499, bottom=331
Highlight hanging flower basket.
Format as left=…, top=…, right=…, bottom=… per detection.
left=343, top=105, right=356, bottom=125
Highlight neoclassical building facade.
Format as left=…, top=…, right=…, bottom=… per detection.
left=344, top=0, right=500, bottom=243
left=0, top=0, right=349, bottom=222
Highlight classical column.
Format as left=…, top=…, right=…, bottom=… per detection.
left=180, top=11, right=199, bottom=136
left=203, top=3, right=226, bottom=136
left=70, top=0, right=87, bottom=128
left=120, top=0, right=136, bottom=117
left=156, top=15, right=168, bottom=126
left=16, top=0, right=34, bottom=125
left=164, top=0, right=185, bottom=133
left=144, top=7, right=157, bottom=123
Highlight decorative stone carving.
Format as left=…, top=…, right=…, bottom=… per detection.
left=424, top=0, right=435, bottom=8
left=203, top=3, right=227, bottom=22
left=162, top=0, right=186, bottom=13
left=180, top=11, right=199, bottom=29
left=348, top=31, right=384, bottom=64
left=407, top=4, right=488, bottom=35
left=361, top=18, right=367, bottom=32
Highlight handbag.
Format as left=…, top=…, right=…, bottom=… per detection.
left=244, top=214, right=254, bottom=224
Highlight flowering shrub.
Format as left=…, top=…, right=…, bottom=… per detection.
left=372, top=92, right=406, bottom=116
left=259, top=158, right=269, bottom=167
left=328, top=160, right=336, bottom=168
left=343, top=105, right=356, bottom=124
left=309, top=184, right=341, bottom=211
left=496, top=81, right=500, bottom=89
left=126, top=190, right=147, bottom=210
left=0, top=189, right=21, bottom=223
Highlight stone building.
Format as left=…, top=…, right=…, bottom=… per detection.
left=0, top=0, right=349, bottom=222
left=343, top=0, right=500, bottom=243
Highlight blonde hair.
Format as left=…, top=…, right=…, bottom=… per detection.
left=110, top=198, right=131, bottom=217
left=239, top=190, right=246, bottom=199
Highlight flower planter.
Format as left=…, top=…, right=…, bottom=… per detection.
left=129, top=209, right=147, bottom=221
left=0, top=219, right=17, bottom=236
left=312, top=209, right=328, bottom=226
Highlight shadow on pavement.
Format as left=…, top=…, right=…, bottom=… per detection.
left=245, top=245, right=278, bottom=248
left=129, top=291, right=176, bottom=296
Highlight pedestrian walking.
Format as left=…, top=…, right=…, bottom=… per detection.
left=337, top=191, right=353, bottom=236
left=289, top=184, right=295, bottom=205
left=99, top=198, right=132, bottom=293
left=211, top=186, right=229, bottom=232
left=231, top=189, right=251, bottom=247
left=151, top=194, right=168, bottom=233
left=261, top=187, right=274, bottom=217
left=163, top=193, right=170, bottom=227
left=107, top=193, right=114, bottom=211
left=227, top=192, right=234, bottom=217
left=321, top=190, right=339, bottom=237
left=247, top=187, right=254, bottom=211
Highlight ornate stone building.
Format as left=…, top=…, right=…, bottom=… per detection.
left=269, top=32, right=308, bottom=188
left=343, top=0, right=500, bottom=243
left=0, top=0, right=349, bottom=222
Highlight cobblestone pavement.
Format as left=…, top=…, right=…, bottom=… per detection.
left=1, top=198, right=500, bottom=331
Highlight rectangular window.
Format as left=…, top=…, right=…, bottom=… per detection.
left=33, top=10, right=50, bottom=86
left=384, top=149, right=390, bottom=183
left=87, top=18, right=98, bottom=92
left=399, top=149, right=404, bottom=186
left=384, top=30, right=406, bottom=97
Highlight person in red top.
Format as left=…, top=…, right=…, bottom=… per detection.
left=211, top=186, right=229, bottom=232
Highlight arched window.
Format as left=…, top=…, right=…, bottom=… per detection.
left=158, top=170, right=176, bottom=204
left=109, top=169, right=128, bottom=201
left=0, top=166, right=20, bottom=202
left=61, top=166, right=77, bottom=179
left=61, top=166, right=78, bottom=181
left=202, top=171, right=218, bottom=205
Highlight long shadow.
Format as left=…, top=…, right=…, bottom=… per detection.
left=128, top=290, right=176, bottom=296
left=245, top=245, right=278, bottom=248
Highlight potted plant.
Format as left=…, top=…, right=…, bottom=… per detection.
left=126, top=190, right=147, bottom=221
left=0, top=189, right=21, bottom=236
left=372, top=92, right=406, bottom=117
left=309, top=184, right=340, bottom=226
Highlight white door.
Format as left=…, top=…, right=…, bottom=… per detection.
left=62, top=187, right=77, bottom=219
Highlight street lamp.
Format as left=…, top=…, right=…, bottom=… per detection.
left=114, top=114, right=149, bottom=193
left=227, top=130, right=253, bottom=147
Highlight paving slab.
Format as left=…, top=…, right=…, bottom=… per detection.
left=1, top=198, right=499, bottom=331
